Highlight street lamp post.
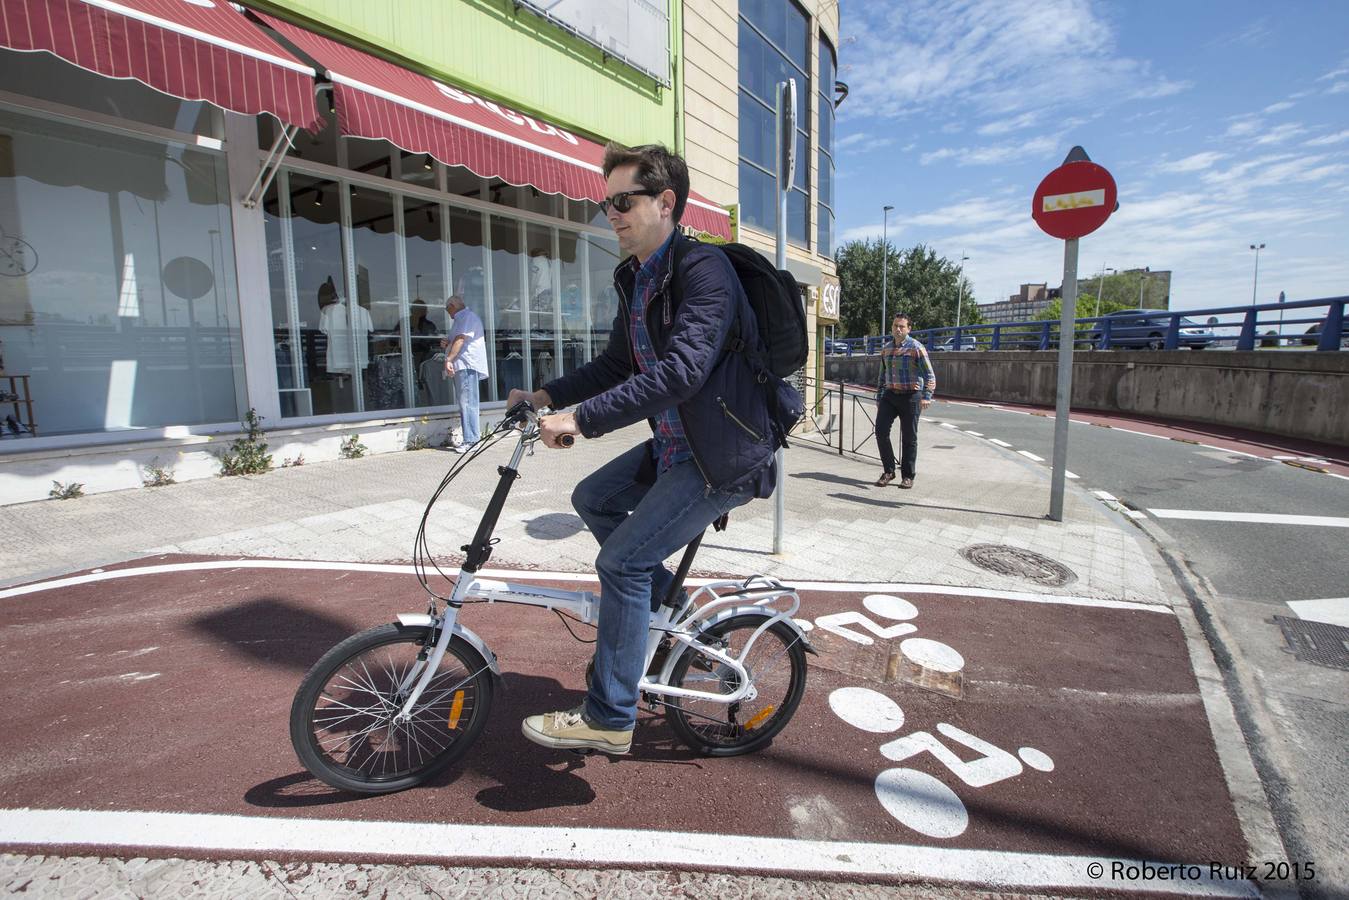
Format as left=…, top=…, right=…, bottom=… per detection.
left=880, top=205, right=893, bottom=342
left=954, top=252, right=970, bottom=329
left=1093, top=265, right=1115, bottom=318
left=1249, top=243, right=1265, bottom=306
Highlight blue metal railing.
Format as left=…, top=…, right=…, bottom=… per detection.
left=825, top=295, right=1349, bottom=355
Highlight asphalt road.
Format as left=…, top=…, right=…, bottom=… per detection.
left=921, top=398, right=1349, bottom=898
left=924, top=402, right=1349, bottom=608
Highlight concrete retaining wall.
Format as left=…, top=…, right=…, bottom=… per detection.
left=825, top=351, right=1349, bottom=446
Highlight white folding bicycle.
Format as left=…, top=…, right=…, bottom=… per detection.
left=290, top=402, right=813, bottom=794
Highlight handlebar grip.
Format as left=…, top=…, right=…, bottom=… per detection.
left=558, top=433, right=575, bottom=448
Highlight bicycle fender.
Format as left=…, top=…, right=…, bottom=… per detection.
left=656, top=606, right=816, bottom=686
left=395, top=613, right=502, bottom=678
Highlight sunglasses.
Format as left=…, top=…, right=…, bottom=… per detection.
left=599, top=188, right=659, bottom=214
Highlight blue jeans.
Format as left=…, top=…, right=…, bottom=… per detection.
left=573, top=443, right=753, bottom=729
left=454, top=370, right=481, bottom=445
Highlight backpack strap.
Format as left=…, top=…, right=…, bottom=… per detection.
left=669, top=234, right=751, bottom=361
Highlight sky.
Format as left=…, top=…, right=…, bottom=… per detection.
left=832, top=0, right=1349, bottom=314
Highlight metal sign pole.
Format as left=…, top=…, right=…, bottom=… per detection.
left=772, top=78, right=796, bottom=555
left=1049, top=237, right=1078, bottom=522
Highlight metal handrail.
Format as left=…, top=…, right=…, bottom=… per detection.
left=825, top=294, right=1348, bottom=355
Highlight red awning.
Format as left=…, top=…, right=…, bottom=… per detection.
left=0, top=0, right=321, bottom=129
left=257, top=14, right=732, bottom=240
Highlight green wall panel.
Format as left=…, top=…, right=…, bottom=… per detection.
left=252, top=0, right=675, bottom=147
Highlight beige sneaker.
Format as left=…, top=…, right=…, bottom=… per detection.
left=521, top=705, right=632, bottom=754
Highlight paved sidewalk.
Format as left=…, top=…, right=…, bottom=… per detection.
left=1, top=407, right=1163, bottom=602
left=0, top=406, right=1223, bottom=897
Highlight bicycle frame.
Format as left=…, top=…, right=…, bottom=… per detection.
left=392, top=409, right=805, bottom=724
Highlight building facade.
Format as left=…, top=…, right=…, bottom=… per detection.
left=0, top=0, right=839, bottom=503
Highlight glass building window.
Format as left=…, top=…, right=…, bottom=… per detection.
left=738, top=1, right=810, bottom=246
left=817, top=37, right=836, bottom=257
left=0, top=108, right=242, bottom=438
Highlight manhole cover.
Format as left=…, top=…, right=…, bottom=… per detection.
left=959, top=544, right=1077, bottom=587
left=1272, top=616, right=1349, bottom=670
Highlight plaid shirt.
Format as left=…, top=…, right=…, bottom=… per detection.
left=877, top=337, right=937, bottom=400
left=627, top=231, right=691, bottom=471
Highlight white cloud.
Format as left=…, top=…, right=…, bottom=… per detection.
left=1157, top=152, right=1225, bottom=174
left=1307, top=130, right=1349, bottom=147
left=1262, top=101, right=1295, bottom=114
left=1252, top=123, right=1308, bottom=145
left=977, top=111, right=1041, bottom=136
left=920, top=136, right=1058, bottom=167
left=1327, top=81, right=1349, bottom=95
left=1317, top=67, right=1349, bottom=81
left=837, top=132, right=896, bottom=153
left=838, top=0, right=1184, bottom=123
left=1224, top=116, right=1262, bottom=138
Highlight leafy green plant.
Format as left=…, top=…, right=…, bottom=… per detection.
left=49, top=481, right=84, bottom=500
left=217, top=409, right=273, bottom=476
left=141, top=457, right=176, bottom=487
left=339, top=434, right=368, bottom=459
left=406, top=433, right=430, bottom=451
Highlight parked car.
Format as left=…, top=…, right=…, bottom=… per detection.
left=823, top=337, right=850, bottom=355
left=934, top=334, right=978, bottom=351
left=1091, top=309, right=1215, bottom=349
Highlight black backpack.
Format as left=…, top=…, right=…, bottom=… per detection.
left=669, top=237, right=806, bottom=448
left=670, top=238, right=808, bottom=378
left=718, top=243, right=809, bottom=378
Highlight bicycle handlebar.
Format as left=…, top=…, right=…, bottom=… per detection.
left=501, top=400, right=576, bottom=448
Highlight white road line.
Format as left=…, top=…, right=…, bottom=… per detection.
left=1065, top=471, right=1080, bottom=480
left=0, top=809, right=1254, bottom=896
left=1272, top=455, right=1298, bottom=460
left=1093, top=490, right=1119, bottom=502
left=988, top=438, right=1012, bottom=447
left=0, top=560, right=1174, bottom=613
left=1112, top=427, right=1169, bottom=439
left=1329, top=473, right=1349, bottom=482
left=1147, top=510, right=1349, bottom=528
left=1017, top=450, right=1045, bottom=462
left=964, top=430, right=984, bottom=436
left=1286, top=597, right=1349, bottom=628
left=940, top=422, right=958, bottom=429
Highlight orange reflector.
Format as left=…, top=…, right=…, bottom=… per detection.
left=447, top=690, right=465, bottom=730
left=745, top=706, right=775, bottom=730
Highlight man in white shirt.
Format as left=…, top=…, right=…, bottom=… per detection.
left=442, top=294, right=489, bottom=452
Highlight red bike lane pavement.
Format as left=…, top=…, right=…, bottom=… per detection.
left=0, top=556, right=1256, bottom=895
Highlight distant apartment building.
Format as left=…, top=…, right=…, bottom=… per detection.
left=978, top=268, right=1172, bottom=323
left=977, top=284, right=1061, bottom=324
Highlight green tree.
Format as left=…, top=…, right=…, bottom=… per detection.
left=1035, top=270, right=1156, bottom=322
left=835, top=240, right=977, bottom=338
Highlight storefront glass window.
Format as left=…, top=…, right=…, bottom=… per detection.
left=265, top=172, right=355, bottom=417
left=349, top=185, right=403, bottom=411
left=489, top=215, right=526, bottom=400
left=558, top=231, right=587, bottom=367
left=525, top=223, right=559, bottom=390
left=403, top=199, right=449, bottom=408
left=0, top=109, right=242, bottom=438
left=586, top=235, right=621, bottom=362
left=447, top=207, right=490, bottom=401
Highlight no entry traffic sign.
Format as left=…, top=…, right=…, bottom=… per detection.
left=1032, top=160, right=1117, bottom=240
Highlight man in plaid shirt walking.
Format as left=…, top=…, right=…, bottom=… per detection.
left=874, top=313, right=936, bottom=489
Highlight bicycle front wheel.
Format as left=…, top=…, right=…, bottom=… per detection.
left=665, top=614, right=807, bottom=757
left=290, top=622, right=494, bottom=794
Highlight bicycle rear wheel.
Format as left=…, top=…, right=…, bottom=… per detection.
left=290, top=622, right=493, bottom=794
left=665, top=614, right=807, bottom=756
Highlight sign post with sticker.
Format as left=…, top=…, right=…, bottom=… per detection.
left=1032, top=147, right=1117, bottom=521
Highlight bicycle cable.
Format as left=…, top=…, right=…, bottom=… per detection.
left=411, top=411, right=536, bottom=604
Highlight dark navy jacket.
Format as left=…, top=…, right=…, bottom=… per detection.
left=543, top=233, right=776, bottom=498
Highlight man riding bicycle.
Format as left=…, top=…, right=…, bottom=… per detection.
left=507, top=142, right=777, bottom=755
